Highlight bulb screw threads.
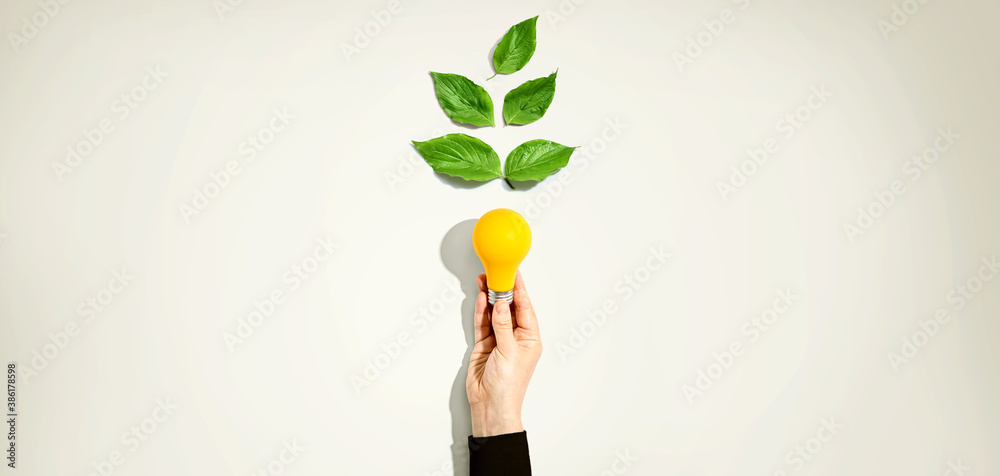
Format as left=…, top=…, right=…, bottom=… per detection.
left=487, top=289, right=513, bottom=305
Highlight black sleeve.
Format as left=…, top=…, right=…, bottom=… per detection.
left=468, top=431, right=532, bottom=476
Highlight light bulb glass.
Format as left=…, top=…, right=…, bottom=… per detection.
left=472, top=208, right=532, bottom=304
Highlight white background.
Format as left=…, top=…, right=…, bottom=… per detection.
left=1, top=0, right=999, bottom=475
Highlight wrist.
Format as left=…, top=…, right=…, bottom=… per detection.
left=470, top=402, right=523, bottom=437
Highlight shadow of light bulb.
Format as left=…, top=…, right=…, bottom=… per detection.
left=440, top=218, right=482, bottom=476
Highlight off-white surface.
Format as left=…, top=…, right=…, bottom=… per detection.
left=1, top=0, right=999, bottom=474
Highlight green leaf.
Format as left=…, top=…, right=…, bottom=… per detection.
left=490, top=16, right=538, bottom=79
left=412, top=134, right=502, bottom=181
left=503, top=71, right=557, bottom=125
left=503, top=139, right=576, bottom=182
left=429, top=72, right=495, bottom=127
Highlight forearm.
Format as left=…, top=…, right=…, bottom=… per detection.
left=470, top=402, right=523, bottom=437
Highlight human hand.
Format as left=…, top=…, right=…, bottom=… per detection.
left=466, top=271, right=543, bottom=437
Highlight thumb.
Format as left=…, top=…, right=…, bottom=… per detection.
left=491, top=300, right=517, bottom=355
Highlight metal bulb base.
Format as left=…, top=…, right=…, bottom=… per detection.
left=487, top=289, right=513, bottom=305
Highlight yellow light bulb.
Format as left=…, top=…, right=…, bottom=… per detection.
left=472, top=208, right=532, bottom=304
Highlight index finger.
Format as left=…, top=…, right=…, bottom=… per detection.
left=473, top=288, right=492, bottom=343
